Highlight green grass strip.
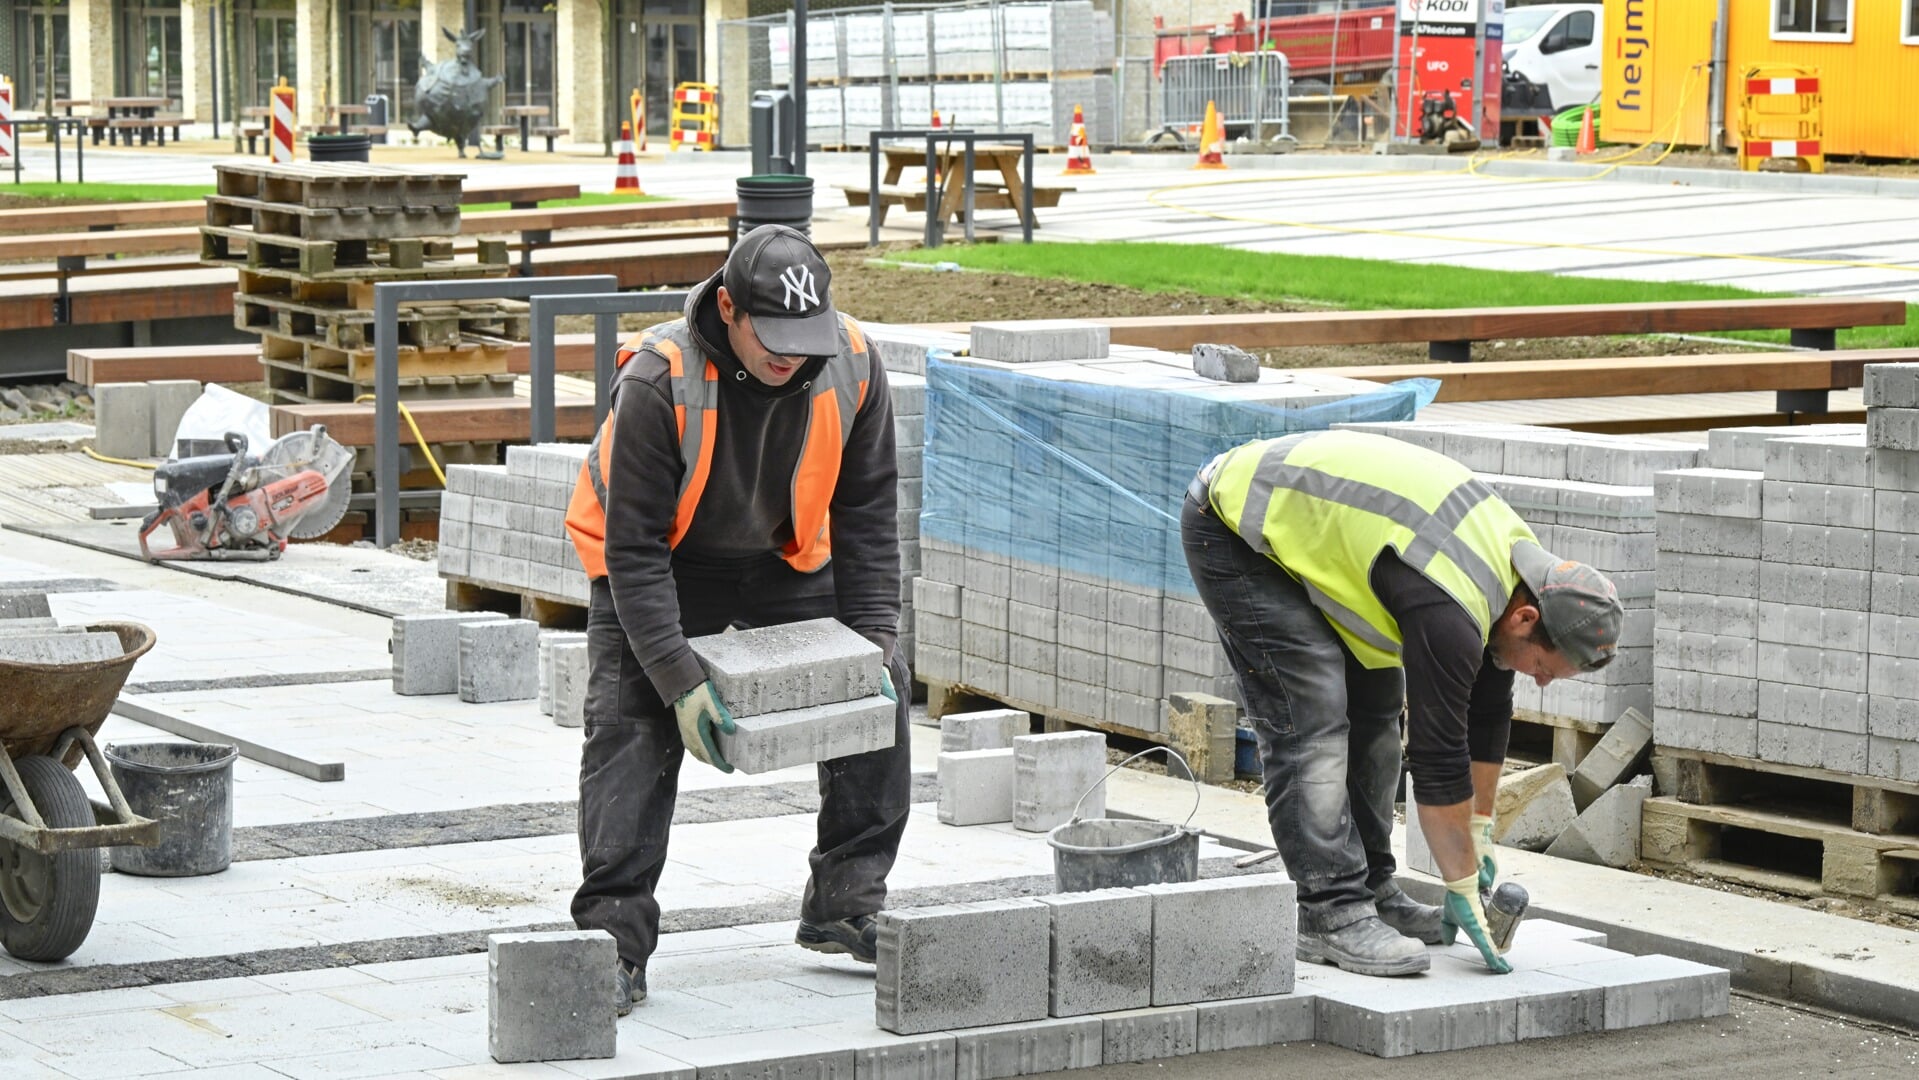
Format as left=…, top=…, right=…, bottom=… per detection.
left=895, top=242, right=1919, bottom=349
left=0, top=181, right=216, bottom=202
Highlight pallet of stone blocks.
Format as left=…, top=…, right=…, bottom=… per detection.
left=688, top=617, right=895, bottom=773
left=904, top=321, right=1435, bottom=740
left=438, top=446, right=592, bottom=612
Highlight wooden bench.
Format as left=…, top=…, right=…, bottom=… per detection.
left=482, top=124, right=520, bottom=154
left=273, top=396, right=601, bottom=446
left=840, top=182, right=1072, bottom=226
left=532, top=125, right=569, bottom=152
left=240, top=123, right=268, bottom=155
left=0, top=182, right=586, bottom=238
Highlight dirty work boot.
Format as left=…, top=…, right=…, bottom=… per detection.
left=1297, top=914, right=1431, bottom=977
left=615, top=960, right=648, bottom=1016
left=1374, top=882, right=1445, bottom=945
left=796, top=914, right=879, bottom=964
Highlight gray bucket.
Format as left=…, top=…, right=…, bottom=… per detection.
left=105, top=742, right=238, bottom=877
left=1048, top=747, right=1203, bottom=893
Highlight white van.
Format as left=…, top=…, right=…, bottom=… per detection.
left=1501, top=2, right=1603, bottom=117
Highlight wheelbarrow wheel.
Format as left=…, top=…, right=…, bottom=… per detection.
left=0, top=755, right=101, bottom=962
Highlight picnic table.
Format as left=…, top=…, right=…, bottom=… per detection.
left=844, top=130, right=1067, bottom=247
left=503, top=105, right=548, bottom=150
left=54, top=97, right=179, bottom=147
left=240, top=106, right=272, bottom=154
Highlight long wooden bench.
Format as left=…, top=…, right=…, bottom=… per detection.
left=272, top=397, right=601, bottom=445
left=0, top=182, right=585, bottom=235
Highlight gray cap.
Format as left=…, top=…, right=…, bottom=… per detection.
left=722, top=224, right=840, bottom=358
left=1511, top=541, right=1624, bottom=672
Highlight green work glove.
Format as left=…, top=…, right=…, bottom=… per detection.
left=1471, top=813, right=1498, bottom=892
left=878, top=662, right=899, bottom=704
left=673, top=681, right=736, bottom=774
left=1441, top=874, right=1513, bottom=975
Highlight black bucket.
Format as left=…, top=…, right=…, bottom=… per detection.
left=308, top=133, right=373, bottom=163
left=106, top=742, right=238, bottom=877
left=736, top=174, right=814, bottom=240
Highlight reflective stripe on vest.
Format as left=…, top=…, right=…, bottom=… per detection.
left=565, top=316, right=870, bottom=577
left=1206, top=430, right=1533, bottom=669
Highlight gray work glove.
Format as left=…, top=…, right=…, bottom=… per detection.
left=673, top=681, right=736, bottom=773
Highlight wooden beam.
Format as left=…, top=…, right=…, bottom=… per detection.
left=272, top=396, right=600, bottom=445
left=70, top=333, right=606, bottom=386
left=460, top=200, right=737, bottom=233
left=1542, top=411, right=1866, bottom=435
left=0, top=183, right=588, bottom=236
left=1313, top=349, right=1918, bottom=403
left=458, top=182, right=584, bottom=206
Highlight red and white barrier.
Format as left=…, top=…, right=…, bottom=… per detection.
left=270, top=81, right=296, bottom=164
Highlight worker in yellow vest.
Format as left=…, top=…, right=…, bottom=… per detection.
left=1182, top=430, right=1622, bottom=976
left=565, top=225, right=908, bottom=1014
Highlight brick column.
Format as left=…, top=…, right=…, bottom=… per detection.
left=295, top=0, right=332, bottom=125
left=68, top=0, right=116, bottom=102
left=420, top=0, right=459, bottom=63
left=709, top=0, right=749, bottom=148
left=556, top=0, right=605, bottom=146
left=179, top=0, right=216, bottom=126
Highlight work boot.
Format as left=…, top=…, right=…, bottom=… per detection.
left=1297, top=914, right=1431, bottom=977
left=1374, top=882, right=1445, bottom=945
left=615, top=960, right=648, bottom=1016
left=796, top=914, right=879, bottom=964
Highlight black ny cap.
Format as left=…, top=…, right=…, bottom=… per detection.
left=723, top=224, right=840, bottom=358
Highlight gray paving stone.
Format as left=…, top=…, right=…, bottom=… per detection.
left=1762, top=433, right=1873, bottom=487
left=666, top=1031, right=854, bottom=1080
left=551, top=642, right=590, bottom=729
left=459, top=619, right=541, bottom=704
left=1102, top=1005, right=1198, bottom=1063
left=719, top=694, right=896, bottom=774
left=1868, top=733, right=1919, bottom=781
left=970, top=320, right=1110, bottom=363
left=1874, top=446, right=1919, bottom=492
left=93, top=382, right=154, bottom=459
left=1404, top=784, right=1440, bottom=877
left=1035, top=888, right=1153, bottom=1016
left=1653, top=468, right=1762, bottom=518
left=1545, top=776, right=1652, bottom=868
left=795, top=1023, right=956, bottom=1080
left=1759, top=562, right=1871, bottom=611
left=1654, top=670, right=1757, bottom=717
left=1141, top=876, right=1295, bottom=1006
left=940, top=709, right=1028, bottom=752
left=951, top=1016, right=1101, bottom=1080
left=1869, top=406, right=1919, bottom=451
left=391, top=612, right=507, bottom=696
left=1759, top=681, right=1868, bottom=733
left=1564, top=440, right=1700, bottom=487
left=937, top=748, right=1016, bottom=826
left=1193, top=993, right=1318, bottom=1052
left=1655, top=551, right=1759, bottom=598
left=0, top=631, right=122, bottom=664
left=1494, top=763, right=1578, bottom=851
left=1756, top=602, right=1868, bottom=651
left=1865, top=363, right=1919, bottom=408
left=1757, top=721, right=1868, bottom=773
left=691, top=618, right=885, bottom=717
left=1570, top=707, right=1652, bottom=810
left=150, top=379, right=202, bottom=459
left=1762, top=520, right=1875, bottom=569
left=538, top=630, right=588, bottom=715
left=1873, top=570, right=1919, bottom=618
left=913, top=578, right=962, bottom=619
left=1761, top=479, right=1873, bottom=528
left=1546, top=953, right=1730, bottom=1029
left=876, top=899, right=1051, bottom=1035
left=1191, top=343, right=1258, bottom=383
left=1310, top=973, right=1518, bottom=1057
left=0, top=591, right=51, bottom=619
left=1707, top=424, right=1863, bottom=472
left=1654, top=512, right=1761, bottom=558
left=0, top=617, right=61, bottom=633
left=487, top=930, right=616, bottom=1064
left=1012, top=731, right=1108, bottom=832
left=1654, top=708, right=1758, bottom=757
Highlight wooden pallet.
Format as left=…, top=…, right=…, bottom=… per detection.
left=260, top=357, right=520, bottom=404
left=1509, top=707, right=1609, bottom=774
left=1641, top=746, right=1919, bottom=915
left=214, top=161, right=465, bottom=210
left=216, top=245, right=511, bottom=284
left=205, top=193, right=463, bottom=243
left=444, top=573, right=585, bottom=630
left=200, top=226, right=459, bottom=276
left=919, top=676, right=1166, bottom=746
left=234, top=292, right=530, bottom=352
left=257, top=327, right=517, bottom=379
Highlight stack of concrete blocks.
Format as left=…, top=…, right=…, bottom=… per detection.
left=932, top=7, right=995, bottom=77
left=1342, top=421, right=1702, bottom=729
left=0, top=594, right=124, bottom=663
left=936, top=708, right=1026, bottom=826
left=895, top=370, right=926, bottom=684
left=437, top=445, right=590, bottom=604
left=876, top=318, right=1404, bottom=738
left=806, top=86, right=845, bottom=147
left=92, top=379, right=204, bottom=460
left=487, top=930, right=616, bottom=1064
left=689, top=618, right=895, bottom=773
left=390, top=610, right=510, bottom=696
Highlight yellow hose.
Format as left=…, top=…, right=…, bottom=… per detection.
left=354, top=395, right=447, bottom=487
left=84, top=446, right=157, bottom=470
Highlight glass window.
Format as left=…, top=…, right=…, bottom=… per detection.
left=1906, top=0, right=1919, bottom=42
left=1502, top=7, right=1554, bottom=45
left=14, top=3, right=72, bottom=112
left=1774, top=0, right=1851, bottom=38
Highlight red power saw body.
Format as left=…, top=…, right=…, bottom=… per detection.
left=138, top=429, right=353, bottom=562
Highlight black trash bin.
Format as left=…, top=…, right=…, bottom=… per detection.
left=308, top=133, right=373, bottom=163
left=735, top=174, right=814, bottom=240
left=106, top=742, right=239, bottom=877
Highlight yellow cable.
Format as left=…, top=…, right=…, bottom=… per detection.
left=84, top=446, right=157, bottom=470
left=354, top=394, right=447, bottom=487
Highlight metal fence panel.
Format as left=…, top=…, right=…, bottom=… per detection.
left=1160, top=52, right=1292, bottom=138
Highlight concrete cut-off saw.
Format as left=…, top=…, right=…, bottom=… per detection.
left=138, top=428, right=354, bottom=561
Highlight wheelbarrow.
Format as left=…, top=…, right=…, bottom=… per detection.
left=0, top=622, right=159, bottom=962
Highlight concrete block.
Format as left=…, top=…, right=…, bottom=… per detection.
left=1757, top=721, right=1868, bottom=773
left=0, top=632, right=122, bottom=664
left=1008, top=600, right=1056, bottom=641
left=1654, top=592, right=1756, bottom=637
left=1874, top=570, right=1919, bottom=618
left=1865, top=363, right=1919, bottom=408
left=719, top=694, right=897, bottom=774
left=1867, top=654, right=1919, bottom=702
left=1035, top=888, right=1153, bottom=1017
left=1654, top=670, right=1757, bottom=717
left=1763, top=433, right=1873, bottom=487
left=951, top=1016, right=1101, bottom=1080
left=1534, top=680, right=1652, bottom=728
left=919, top=612, right=961, bottom=652
left=1570, top=707, right=1652, bottom=809
left=1546, top=525, right=1654, bottom=573
left=916, top=643, right=960, bottom=684
left=1564, top=439, right=1700, bottom=486
left=1441, top=431, right=1509, bottom=474
left=941, top=708, right=1028, bottom=752
left=962, top=651, right=1010, bottom=696
left=487, top=929, right=616, bottom=1064
left=1012, top=731, right=1107, bottom=832
left=1868, top=734, right=1919, bottom=782
left=876, top=899, right=1051, bottom=1035
left=1870, top=694, right=1919, bottom=741
left=970, top=320, right=1110, bottom=363
left=1869, top=406, right=1919, bottom=451
left=1548, top=954, right=1730, bottom=1029
left=1653, top=468, right=1761, bottom=518
left=1757, top=602, right=1868, bottom=651
left=1194, top=994, right=1317, bottom=1052
left=1759, top=562, right=1870, bottom=611
left=149, top=379, right=202, bottom=458
left=1493, top=763, right=1578, bottom=852
left=665, top=1031, right=851, bottom=1079
left=1876, top=530, right=1919, bottom=577
left=1879, top=490, right=1919, bottom=536
left=1141, top=876, right=1296, bottom=1006
left=1311, top=974, right=1517, bottom=1057
left=392, top=611, right=508, bottom=696
left=1656, top=551, right=1758, bottom=598
left=551, top=642, right=590, bottom=729
left=1192, top=343, right=1258, bottom=383
left=93, top=382, right=154, bottom=459
left=0, top=592, right=52, bottom=620
left=459, top=619, right=541, bottom=703
left=691, top=618, right=884, bottom=716
left=1759, top=681, right=1868, bottom=733
left=938, top=748, right=1016, bottom=826
left=1545, top=776, right=1651, bottom=868
left=1103, top=1005, right=1198, bottom=1063
left=962, top=591, right=1010, bottom=631
left=1763, top=520, right=1875, bottom=570
left=1164, top=692, right=1238, bottom=785
left=1762, top=479, right=1874, bottom=529
left=1655, top=512, right=1761, bottom=558
left=1404, top=783, right=1442, bottom=877
left=1654, top=709, right=1758, bottom=757
left=538, top=630, right=588, bottom=715
left=1874, top=446, right=1919, bottom=492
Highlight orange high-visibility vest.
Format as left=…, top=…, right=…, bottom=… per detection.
left=564, top=316, right=871, bottom=579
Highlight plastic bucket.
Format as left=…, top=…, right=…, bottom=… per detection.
left=736, top=174, right=815, bottom=239
left=105, top=742, right=238, bottom=877
left=1046, top=747, right=1204, bottom=892
left=308, top=133, right=373, bottom=163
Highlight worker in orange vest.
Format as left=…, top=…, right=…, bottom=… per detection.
left=565, top=225, right=908, bottom=1016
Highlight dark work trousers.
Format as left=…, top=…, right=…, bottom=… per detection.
left=1181, top=495, right=1404, bottom=934
left=571, top=559, right=913, bottom=972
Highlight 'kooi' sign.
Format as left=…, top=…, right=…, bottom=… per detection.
left=1395, top=0, right=1504, bottom=141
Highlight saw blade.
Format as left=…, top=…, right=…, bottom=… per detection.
left=260, top=431, right=356, bottom=541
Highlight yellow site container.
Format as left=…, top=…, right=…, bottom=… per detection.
left=1602, top=0, right=1919, bottom=159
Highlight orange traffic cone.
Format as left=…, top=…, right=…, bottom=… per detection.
left=1576, top=104, right=1597, bottom=155
left=614, top=122, right=643, bottom=194
left=1193, top=100, right=1227, bottom=170
left=1064, top=104, right=1096, bottom=176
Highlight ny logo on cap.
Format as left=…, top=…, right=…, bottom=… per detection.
left=780, top=264, right=818, bottom=311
